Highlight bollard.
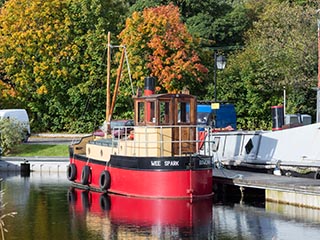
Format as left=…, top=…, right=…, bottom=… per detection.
left=20, top=161, right=30, bottom=177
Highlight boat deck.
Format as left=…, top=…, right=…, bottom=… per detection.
left=90, top=138, right=118, bottom=147
left=213, top=168, right=320, bottom=208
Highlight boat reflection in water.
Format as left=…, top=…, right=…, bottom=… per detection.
left=68, top=187, right=213, bottom=239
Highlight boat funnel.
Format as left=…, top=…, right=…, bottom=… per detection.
left=144, top=77, right=155, bottom=96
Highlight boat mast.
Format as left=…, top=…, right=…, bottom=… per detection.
left=109, top=48, right=125, bottom=119
left=105, top=32, right=126, bottom=130
left=106, top=32, right=111, bottom=124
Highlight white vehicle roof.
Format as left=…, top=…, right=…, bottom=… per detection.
left=0, top=109, right=30, bottom=134
left=0, top=109, right=28, bottom=118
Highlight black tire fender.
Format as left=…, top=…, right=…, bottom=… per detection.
left=99, top=170, right=111, bottom=190
left=81, top=165, right=91, bottom=185
left=67, top=164, right=77, bottom=181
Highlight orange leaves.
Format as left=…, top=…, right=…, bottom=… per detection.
left=120, top=3, right=207, bottom=93
left=0, top=80, right=17, bottom=98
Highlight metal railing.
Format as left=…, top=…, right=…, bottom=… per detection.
left=91, top=125, right=217, bottom=157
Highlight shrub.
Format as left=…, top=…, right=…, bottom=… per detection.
left=0, top=118, right=26, bottom=155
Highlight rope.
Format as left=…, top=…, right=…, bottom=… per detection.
left=213, top=154, right=243, bottom=179
left=123, top=46, right=134, bottom=96
left=107, top=45, right=134, bottom=98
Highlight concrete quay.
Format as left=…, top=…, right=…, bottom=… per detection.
left=213, top=168, right=320, bottom=209
left=0, top=133, right=80, bottom=173
left=0, top=156, right=69, bottom=173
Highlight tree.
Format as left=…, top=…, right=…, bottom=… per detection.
left=128, top=0, right=262, bottom=102
left=0, top=0, right=127, bottom=132
left=119, top=4, right=208, bottom=93
left=0, top=0, right=6, bottom=7
left=218, top=1, right=317, bottom=129
left=129, top=0, right=254, bottom=48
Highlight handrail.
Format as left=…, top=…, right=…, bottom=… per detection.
left=98, top=125, right=216, bottom=157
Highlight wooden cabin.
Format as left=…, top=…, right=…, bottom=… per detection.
left=132, top=93, right=197, bottom=156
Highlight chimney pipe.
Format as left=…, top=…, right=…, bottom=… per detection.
left=144, top=77, right=155, bottom=96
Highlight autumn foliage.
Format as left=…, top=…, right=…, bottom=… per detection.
left=0, top=0, right=126, bottom=132
left=0, top=0, right=317, bottom=132
left=119, top=4, right=208, bottom=93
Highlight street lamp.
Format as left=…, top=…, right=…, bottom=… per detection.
left=213, top=52, right=227, bottom=102
left=316, top=9, right=320, bottom=122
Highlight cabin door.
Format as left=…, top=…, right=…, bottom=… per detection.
left=172, top=98, right=196, bottom=155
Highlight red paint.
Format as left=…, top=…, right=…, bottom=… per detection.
left=144, top=77, right=155, bottom=121
left=198, top=131, right=208, bottom=149
left=144, top=89, right=154, bottom=96
left=68, top=188, right=212, bottom=227
left=109, top=194, right=212, bottom=226
left=70, top=157, right=213, bottom=199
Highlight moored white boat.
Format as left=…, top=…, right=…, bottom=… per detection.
left=201, top=123, right=320, bottom=178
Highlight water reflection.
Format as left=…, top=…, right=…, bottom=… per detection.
left=68, top=188, right=213, bottom=239
left=213, top=201, right=320, bottom=240
left=266, top=201, right=320, bottom=224
left=2, top=173, right=320, bottom=239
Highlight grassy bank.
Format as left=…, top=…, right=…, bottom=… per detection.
left=7, top=144, right=69, bottom=157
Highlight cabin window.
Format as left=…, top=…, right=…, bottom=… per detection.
left=160, top=101, right=170, bottom=124
left=146, top=101, right=156, bottom=123
left=178, top=101, right=190, bottom=123
left=137, top=102, right=145, bottom=124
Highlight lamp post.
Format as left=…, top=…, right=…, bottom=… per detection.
left=213, top=52, right=227, bottom=102
left=317, top=10, right=320, bottom=122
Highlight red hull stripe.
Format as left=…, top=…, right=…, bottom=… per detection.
left=69, top=154, right=213, bottom=198
left=70, top=148, right=212, bottom=171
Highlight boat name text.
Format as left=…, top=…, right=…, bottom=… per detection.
left=150, top=160, right=180, bottom=167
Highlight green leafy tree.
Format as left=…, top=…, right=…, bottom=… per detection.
left=218, top=1, right=317, bottom=129
left=0, top=0, right=127, bottom=133
left=119, top=4, right=208, bottom=93
left=0, top=0, right=6, bottom=7
left=128, top=0, right=261, bottom=102
left=130, top=0, right=254, bottom=47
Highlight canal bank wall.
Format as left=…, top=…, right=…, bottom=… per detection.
left=213, top=168, right=320, bottom=209
left=0, top=156, right=69, bottom=173
left=0, top=133, right=81, bottom=174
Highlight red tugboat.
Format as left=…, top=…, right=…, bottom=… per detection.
left=68, top=83, right=213, bottom=198
left=67, top=34, right=212, bottom=198
left=68, top=76, right=213, bottom=199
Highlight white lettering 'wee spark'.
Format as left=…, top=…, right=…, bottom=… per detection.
left=151, top=161, right=161, bottom=166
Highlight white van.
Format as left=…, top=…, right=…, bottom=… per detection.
left=0, top=109, right=31, bottom=141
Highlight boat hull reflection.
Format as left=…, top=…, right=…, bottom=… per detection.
left=68, top=187, right=213, bottom=235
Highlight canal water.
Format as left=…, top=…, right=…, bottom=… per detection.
left=1, top=172, right=320, bottom=240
